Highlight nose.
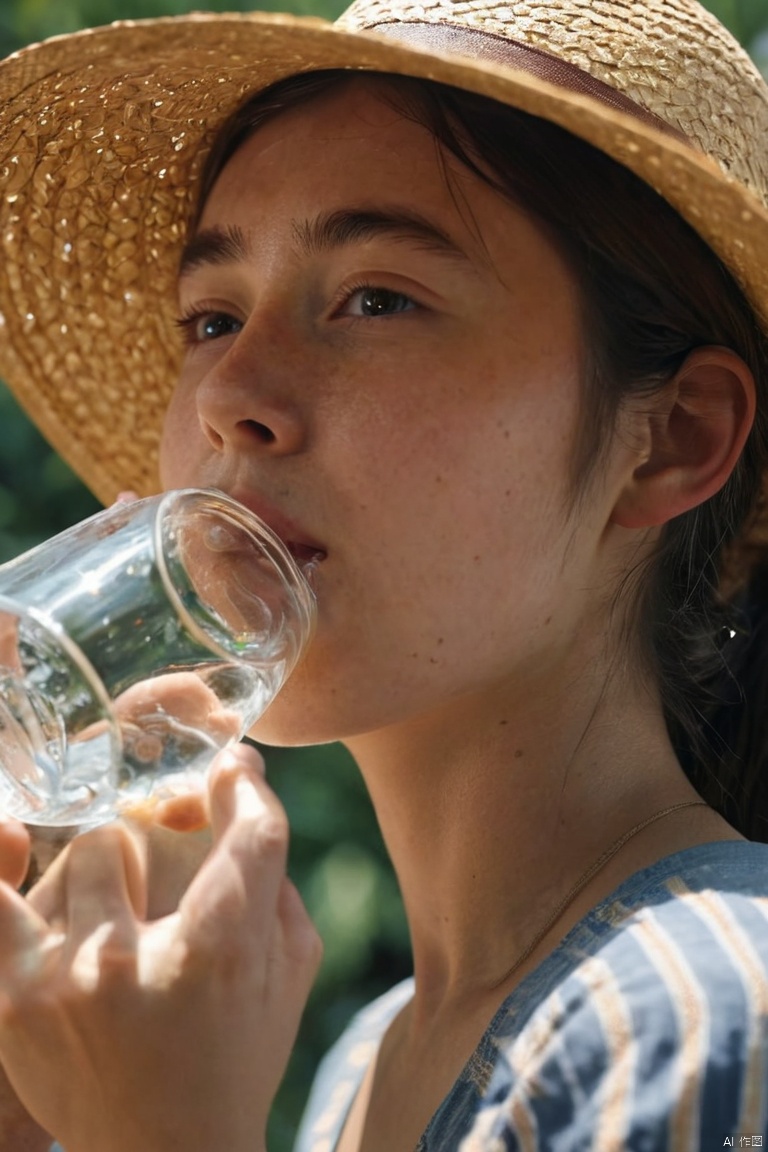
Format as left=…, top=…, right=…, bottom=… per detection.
left=195, top=322, right=308, bottom=457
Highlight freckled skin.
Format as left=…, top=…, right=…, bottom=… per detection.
left=157, top=102, right=738, bottom=1048
left=161, top=81, right=638, bottom=749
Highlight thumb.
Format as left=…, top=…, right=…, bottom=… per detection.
left=207, top=742, right=267, bottom=843
left=0, top=821, right=30, bottom=892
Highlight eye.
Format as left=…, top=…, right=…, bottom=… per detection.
left=175, top=310, right=243, bottom=346
left=343, top=286, right=415, bottom=318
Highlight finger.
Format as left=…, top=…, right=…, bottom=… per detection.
left=31, top=820, right=145, bottom=926
left=207, top=743, right=266, bottom=843
left=23, top=826, right=75, bottom=892
left=180, top=752, right=286, bottom=956
left=0, top=883, right=53, bottom=996
left=141, top=821, right=212, bottom=921
left=0, top=821, right=30, bottom=891
left=62, top=825, right=145, bottom=947
left=123, top=788, right=209, bottom=833
left=114, top=672, right=223, bottom=730
left=25, top=838, right=70, bottom=925
left=0, top=612, right=21, bottom=673
left=207, top=707, right=241, bottom=741
left=26, top=825, right=130, bottom=927
left=277, top=877, right=323, bottom=980
left=153, top=792, right=209, bottom=833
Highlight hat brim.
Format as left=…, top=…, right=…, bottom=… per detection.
left=1, top=12, right=767, bottom=505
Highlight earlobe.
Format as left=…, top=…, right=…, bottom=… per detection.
left=611, top=346, right=756, bottom=529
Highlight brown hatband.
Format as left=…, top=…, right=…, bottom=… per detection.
left=370, top=21, right=688, bottom=142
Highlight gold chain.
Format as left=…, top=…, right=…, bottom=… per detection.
left=490, top=799, right=709, bottom=990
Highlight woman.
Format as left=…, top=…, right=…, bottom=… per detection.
left=0, top=1, right=766, bottom=1149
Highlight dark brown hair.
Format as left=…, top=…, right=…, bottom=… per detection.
left=196, top=70, right=768, bottom=839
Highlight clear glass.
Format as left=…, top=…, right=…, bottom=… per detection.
left=0, top=489, right=316, bottom=827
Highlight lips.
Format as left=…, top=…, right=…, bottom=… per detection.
left=225, top=489, right=327, bottom=573
left=285, top=539, right=326, bottom=565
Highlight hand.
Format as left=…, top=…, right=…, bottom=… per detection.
left=112, top=671, right=241, bottom=768
left=0, top=821, right=52, bottom=1152
left=0, top=743, right=322, bottom=1152
left=0, top=749, right=216, bottom=1152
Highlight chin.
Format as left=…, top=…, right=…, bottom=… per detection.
left=243, top=684, right=349, bottom=748
left=243, top=678, right=392, bottom=750
left=244, top=652, right=441, bottom=747
left=244, top=719, right=348, bottom=750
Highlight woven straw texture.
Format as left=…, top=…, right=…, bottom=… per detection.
left=0, top=1, right=766, bottom=518
left=341, top=0, right=768, bottom=196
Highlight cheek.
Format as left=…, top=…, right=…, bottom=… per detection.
left=376, top=392, right=572, bottom=539
left=159, top=385, right=203, bottom=488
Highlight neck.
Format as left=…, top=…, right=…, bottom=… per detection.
left=344, top=658, right=705, bottom=1014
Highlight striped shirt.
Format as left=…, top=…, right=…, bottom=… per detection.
left=296, top=841, right=768, bottom=1152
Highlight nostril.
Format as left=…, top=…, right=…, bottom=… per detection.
left=243, top=419, right=276, bottom=445
left=201, top=405, right=303, bottom=454
left=203, top=422, right=225, bottom=451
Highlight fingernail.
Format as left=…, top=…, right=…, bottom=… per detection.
left=215, top=748, right=244, bottom=773
left=238, top=740, right=267, bottom=776
left=233, top=771, right=271, bottom=820
left=213, top=744, right=265, bottom=782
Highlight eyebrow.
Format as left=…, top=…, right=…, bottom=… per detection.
left=179, top=224, right=249, bottom=276
left=178, top=208, right=470, bottom=277
left=292, top=208, right=469, bottom=262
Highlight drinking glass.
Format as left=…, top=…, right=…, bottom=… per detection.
left=0, top=489, right=316, bottom=827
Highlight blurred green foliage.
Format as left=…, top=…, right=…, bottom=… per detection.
left=3, top=0, right=768, bottom=54
left=1, top=0, right=768, bottom=1148
left=0, top=0, right=346, bottom=55
left=705, top=0, right=768, bottom=45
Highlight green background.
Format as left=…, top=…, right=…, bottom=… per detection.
left=1, top=1, right=768, bottom=1147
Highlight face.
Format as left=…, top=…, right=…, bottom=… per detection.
left=162, top=79, right=634, bottom=745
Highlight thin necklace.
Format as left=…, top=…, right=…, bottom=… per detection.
left=490, top=798, right=708, bottom=990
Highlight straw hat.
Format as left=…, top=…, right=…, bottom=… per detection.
left=0, top=0, right=767, bottom=523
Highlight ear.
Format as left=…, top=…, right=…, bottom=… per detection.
left=611, top=346, right=756, bottom=529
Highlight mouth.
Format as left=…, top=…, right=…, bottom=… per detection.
left=224, top=489, right=327, bottom=578
left=285, top=539, right=327, bottom=564
left=283, top=540, right=326, bottom=587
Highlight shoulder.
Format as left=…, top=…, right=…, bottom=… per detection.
left=295, top=979, right=413, bottom=1152
left=462, top=841, right=768, bottom=1151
